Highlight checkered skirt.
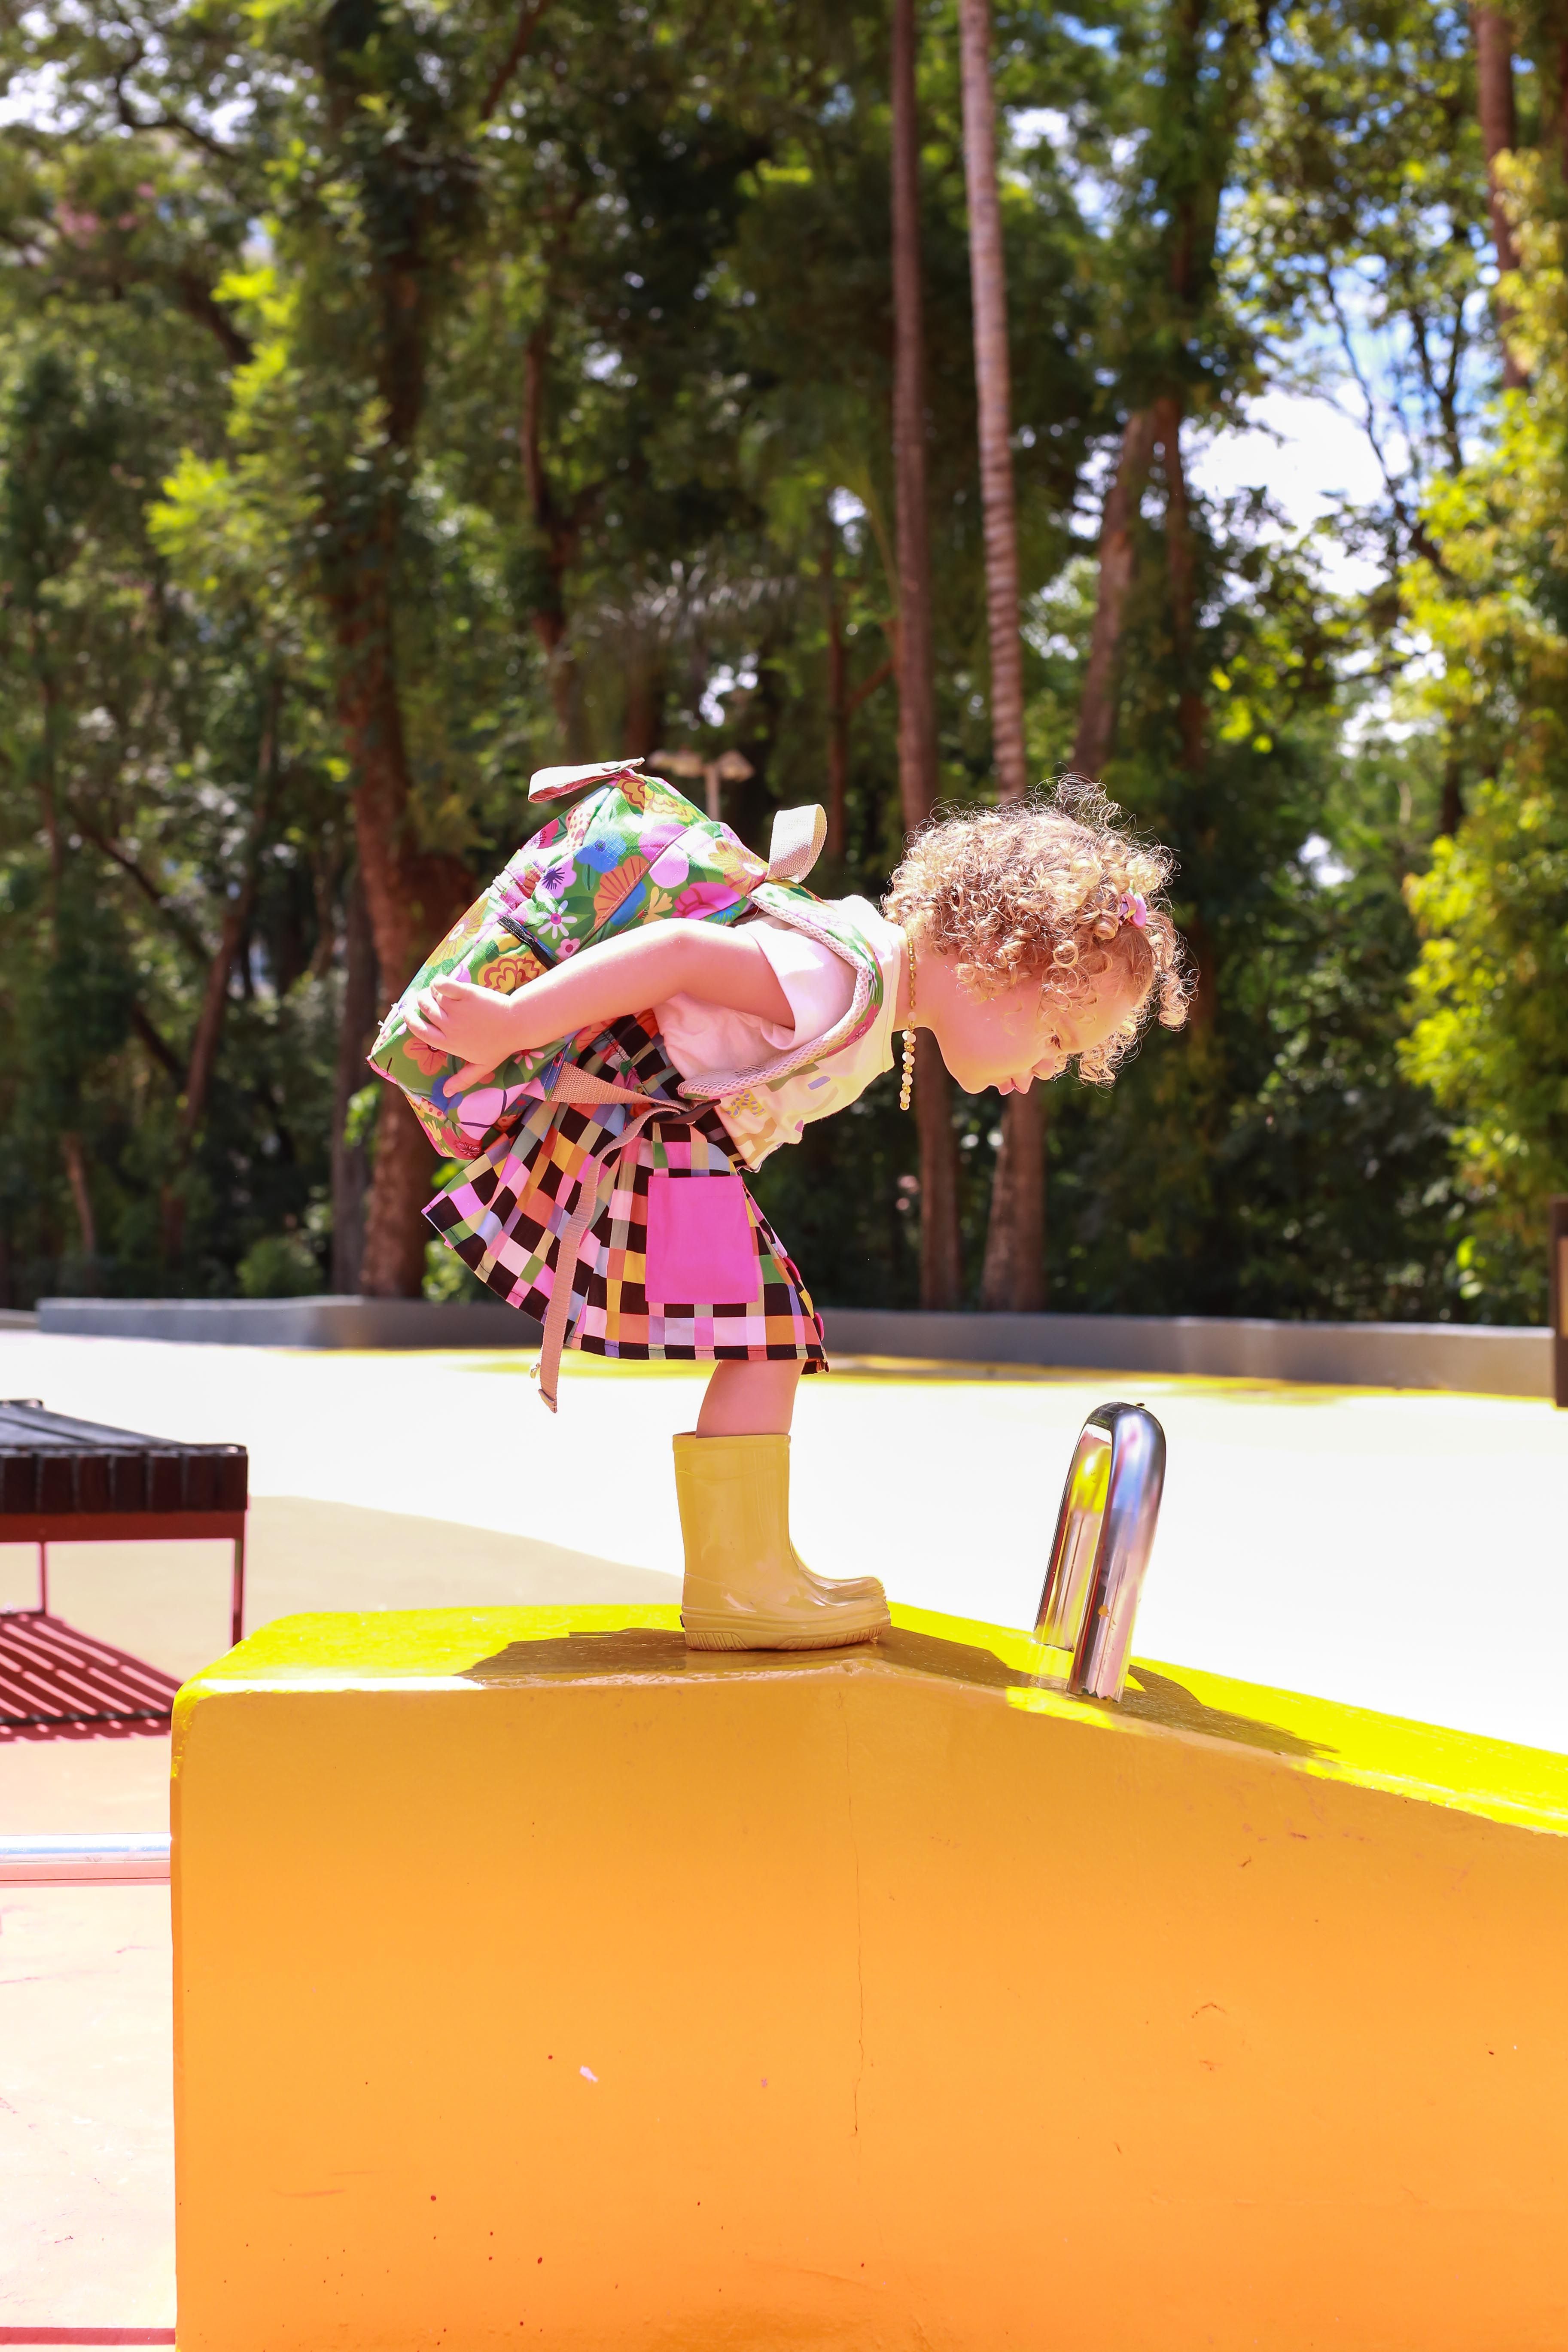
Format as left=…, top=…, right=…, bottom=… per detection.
left=424, top=1011, right=827, bottom=1369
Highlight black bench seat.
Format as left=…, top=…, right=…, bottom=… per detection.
left=0, top=1399, right=250, bottom=1667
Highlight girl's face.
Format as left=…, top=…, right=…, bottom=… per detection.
left=932, top=959, right=1145, bottom=1095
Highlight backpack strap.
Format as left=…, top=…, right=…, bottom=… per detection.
left=529, top=758, right=645, bottom=803
left=766, top=804, right=827, bottom=884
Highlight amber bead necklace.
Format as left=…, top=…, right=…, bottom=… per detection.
left=900, top=933, right=917, bottom=1113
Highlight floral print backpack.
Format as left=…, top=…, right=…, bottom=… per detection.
left=368, top=757, right=868, bottom=1163
left=369, top=757, right=890, bottom=1409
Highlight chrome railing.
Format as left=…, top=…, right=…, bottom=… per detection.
left=0, top=1832, right=171, bottom=1884
left=1035, top=1401, right=1166, bottom=1702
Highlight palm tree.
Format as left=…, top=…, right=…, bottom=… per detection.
left=891, top=0, right=963, bottom=1310
left=958, top=0, right=1045, bottom=1311
left=1071, top=411, right=1156, bottom=779
left=1472, top=5, right=1525, bottom=389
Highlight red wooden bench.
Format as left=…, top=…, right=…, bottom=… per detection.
left=0, top=1399, right=247, bottom=1728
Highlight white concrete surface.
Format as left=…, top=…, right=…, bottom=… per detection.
left=2, top=1329, right=1564, bottom=2339
left=0, top=1884, right=174, bottom=2335
left=3, top=1330, right=1566, bottom=1754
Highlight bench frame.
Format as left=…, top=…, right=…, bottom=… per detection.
left=0, top=1509, right=247, bottom=1648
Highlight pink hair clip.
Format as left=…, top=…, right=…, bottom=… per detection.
left=1118, top=892, right=1148, bottom=928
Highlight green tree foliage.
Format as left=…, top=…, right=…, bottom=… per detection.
left=1002, top=0, right=1480, bottom=1317
left=1403, top=156, right=1568, bottom=1315
left=0, top=0, right=1544, bottom=1322
left=0, top=129, right=343, bottom=1297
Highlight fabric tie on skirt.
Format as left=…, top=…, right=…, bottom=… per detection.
left=481, top=1064, right=665, bottom=1413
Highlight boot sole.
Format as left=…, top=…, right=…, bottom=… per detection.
left=682, top=1614, right=889, bottom=1654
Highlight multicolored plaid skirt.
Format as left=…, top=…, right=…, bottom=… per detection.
left=424, top=1011, right=827, bottom=1371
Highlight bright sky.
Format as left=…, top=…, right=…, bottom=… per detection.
left=1186, top=390, right=1390, bottom=517
left=1185, top=392, right=1391, bottom=594
left=1010, top=106, right=1396, bottom=593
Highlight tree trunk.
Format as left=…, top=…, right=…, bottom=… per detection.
left=959, top=0, right=1044, bottom=1311
left=913, top=1031, right=963, bottom=1305
left=33, top=663, right=88, bottom=1273
left=332, top=866, right=378, bottom=1293
left=823, top=519, right=849, bottom=864
left=59, top=1132, right=98, bottom=1266
left=980, top=1088, right=1044, bottom=1311
left=892, top=0, right=962, bottom=1312
left=1473, top=5, right=1526, bottom=388
left=1153, top=390, right=1217, bottom=1027
left=1073, top=0, right=1257, bottom=792
left=522, top=325, right=585, bottom=752
left=1439, top=744, right=1465, bottom=840
left=958, top=0, right=1027, bottom=801
left=823, top=514, right=894, bottom=863
left=362, top=1090, right=441, bottom=1300
left=311, top=10, right=473, bottom=1298
left=1072, top=408, right=1157, bottom=779
left=1153, top=392, right=1206, bottom=773
left=623, top=661, right=665, bottom=763
left=891, top=0, right=940, bottom=835
left=335, top=625, right=448, bottom=990
left=532, top=609, right=578, bottom=749
left=161, top=672, right=280, bottom=1266
left=334, top=595, right=472, bottom=1298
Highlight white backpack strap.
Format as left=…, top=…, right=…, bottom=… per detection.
left=543, top=1064, right=655, bottom=1111
left=676, top=893, right=878, bottom=1104
left=766, top=803, right=827, bottom=883
left=529, top=758, right=645, bottom=803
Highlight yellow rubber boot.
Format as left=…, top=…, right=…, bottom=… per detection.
left=673, top=1432, right=890, bottom=1652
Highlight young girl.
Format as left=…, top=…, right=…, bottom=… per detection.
left=399, top=773, right=1188, bottom=1655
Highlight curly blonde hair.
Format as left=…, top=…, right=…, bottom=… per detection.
left=882, top=779, right=1192, bottom=1083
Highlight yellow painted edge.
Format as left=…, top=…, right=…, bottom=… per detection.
left=28, top=1339, right=1201, bottom=1387
left=890, top=1603, right=1568, bottom=1837
left=298, top=1344, right=1553, bottom=1404
left=172, top=1599, right=1568, bottom=1840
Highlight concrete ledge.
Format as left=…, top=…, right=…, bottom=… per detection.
left=174, top=1603, right=1568, bottom=2351
left=36, top=1295, right=542, bottom=1349
left=822, top=1308, right=1552, bottom=1397
left=30, top=1296, right=1552, bottom=1393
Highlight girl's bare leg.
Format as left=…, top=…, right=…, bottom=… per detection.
left=695, top=1358, right=801, bottom=1437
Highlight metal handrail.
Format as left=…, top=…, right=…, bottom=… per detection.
left=1035, top=1401, right=1166, bottom=1702
left=0, top=1833, right=171, bottom=1884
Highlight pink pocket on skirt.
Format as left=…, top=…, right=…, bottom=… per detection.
left=645, top=1171, right=760, bottom=1306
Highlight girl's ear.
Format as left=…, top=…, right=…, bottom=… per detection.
left=1046, top=942, right=1114, bottom=1007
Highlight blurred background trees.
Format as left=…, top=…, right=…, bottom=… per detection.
left=0, top=0, right=1562, bottom=1323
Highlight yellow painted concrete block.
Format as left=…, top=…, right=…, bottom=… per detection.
left=173, top=1606, right=1568, bottom=2350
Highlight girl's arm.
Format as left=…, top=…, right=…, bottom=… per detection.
left=402, top=919, right=794, bottom=1089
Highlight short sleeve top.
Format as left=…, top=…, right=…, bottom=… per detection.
left=652, top=896, right=906, bottom=1169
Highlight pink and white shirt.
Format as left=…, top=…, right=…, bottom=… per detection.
left=652, top=897, right=906, bottom=1169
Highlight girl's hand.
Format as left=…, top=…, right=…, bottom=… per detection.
left=403, top=978, right=522, bottom=1090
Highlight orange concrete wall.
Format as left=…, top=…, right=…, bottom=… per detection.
left=172, top=1606, right=1568, bottom=2350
